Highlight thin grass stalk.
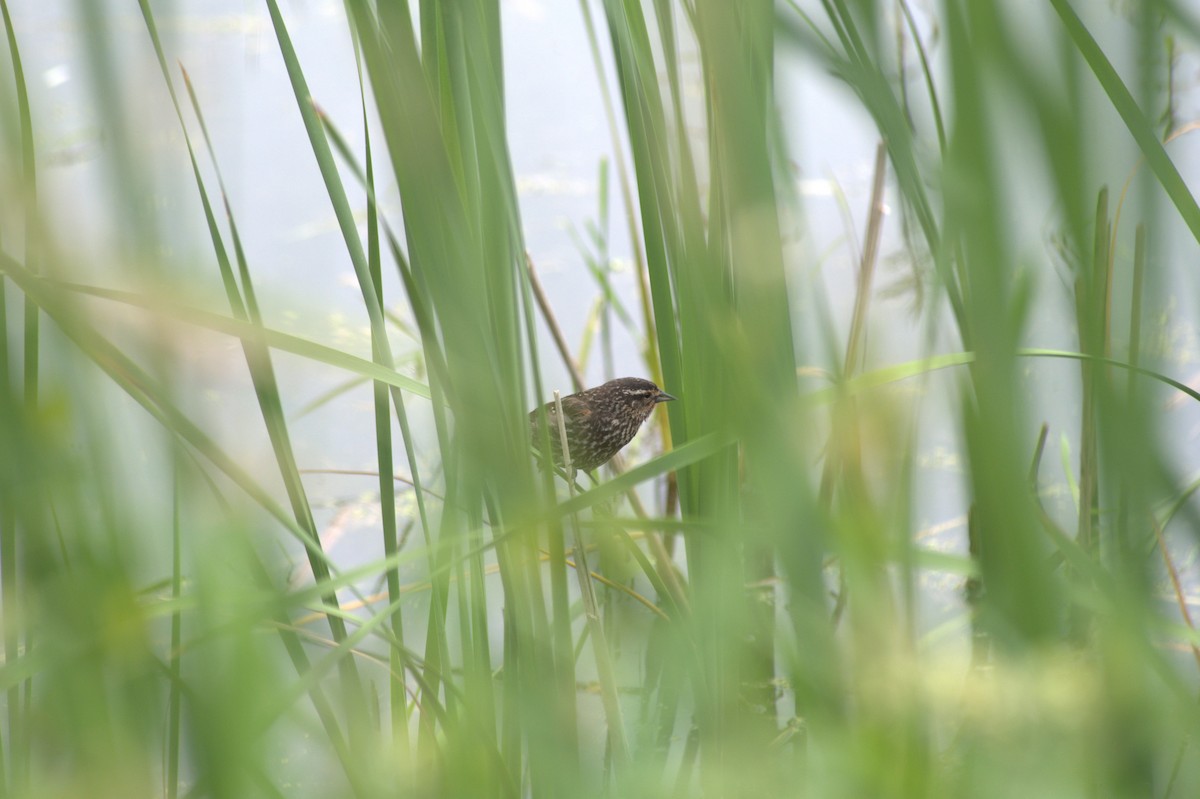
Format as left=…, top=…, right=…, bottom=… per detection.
left=0, top=361, right=12, bottom=790
left=520, top=264, right=583, bottom=768
left=0, top=474, right=13, bottom=792
left=637, top=624, right=682, bottom=772
left=844, top=142, right=889, bottom=377
left=166, top=467, right=183, bottom=799
left=597, top=160, right=617, bottom=381
left=1115, top=225, right=1147, bottom=556
left=527, top=254, right=584, bottom=393
left=1074, top=190, right=1109, bottom=566
left=463, top=514, right=498, bottom=732
left=553, top=391, right=630, bottom=770
left=0, top=8, right=8, bottom=391
left=1152, top=510, right=1200, bottom=671
left=0, top=1, right=33, bottom=785
left=487, top=497, right=568, bottom=795
left=456, top=498, right=499, bottom=793
left=0, top=0, right=35, bottom=407
left=518, top=224, right=582, bottom=790
left=828, top=143, right=894, bottom=645
left=1121, top=228, right=1148, bottom=385
left=498, top=595, right=522, bottom=785
left=418, top=519, right=460, bottom=762
left=0, top=466, right=9, bottom=792
left=359, top=80, right=410, bottom=754
left=378, top=247, right=454, bottom=740
left=818, top=141, right=888, bottom=507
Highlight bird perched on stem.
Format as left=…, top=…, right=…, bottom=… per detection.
left=529, top=377, right=676, bottom=472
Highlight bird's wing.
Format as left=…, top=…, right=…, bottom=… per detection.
left=559, top=395, right=592, bottom=423
left=529, top=396, right=589, bottom=432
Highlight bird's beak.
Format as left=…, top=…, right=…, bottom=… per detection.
left=655, top=391, right=677, bottom=403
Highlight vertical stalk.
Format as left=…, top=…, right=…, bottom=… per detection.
left=553, top=391, right=630, bottom=770
left=166, top=468, right=183, bottom=799
left=0, top=1, right=35, bottom=787
left=363, top=101, right=409, bottom=754
left=1074, top=189, right=1109, bottom=566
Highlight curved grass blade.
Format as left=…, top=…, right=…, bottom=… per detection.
left=1048, top=0, right=1200, bottom=246
left=39, top=280, right=431, bottom=399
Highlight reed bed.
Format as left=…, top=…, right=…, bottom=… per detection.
left=1, top=1, right=1200, bottom=796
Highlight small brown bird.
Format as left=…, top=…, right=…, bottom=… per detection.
left=529, top=377, right=677, bottom=471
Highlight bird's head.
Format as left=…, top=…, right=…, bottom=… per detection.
left=607, top=377, right=676, bottom=419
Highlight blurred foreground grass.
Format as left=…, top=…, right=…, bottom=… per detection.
left=3, top=1, right=1200, bottom=797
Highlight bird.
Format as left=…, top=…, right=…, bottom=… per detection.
left=528, top=377, right=677, bottom=472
